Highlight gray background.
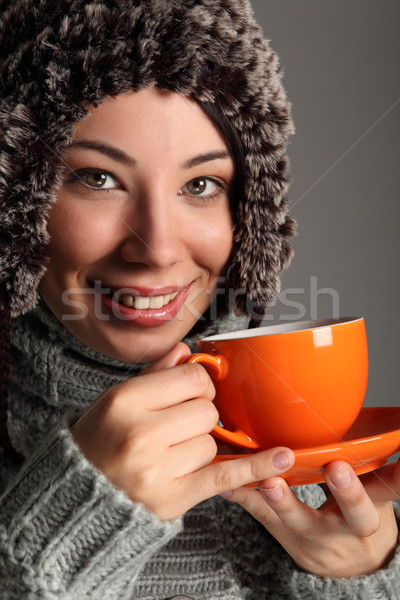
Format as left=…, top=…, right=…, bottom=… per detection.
left=251, top=1, right=399, bottom=423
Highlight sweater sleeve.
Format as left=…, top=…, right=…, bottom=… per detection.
left=214, top=484, right=400, bottom=600
left=286, top=486, right=400, bottom=599
left=285, top=538, right=400, bottom=600
left=0, top=425, right=182, bottom=600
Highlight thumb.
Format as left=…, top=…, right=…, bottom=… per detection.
left=140, top=342, right=192, bottom=374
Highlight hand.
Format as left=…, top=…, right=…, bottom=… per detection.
left=72, top=343, right=296, bottom=520
left=221, top=458, right=400, bottom=578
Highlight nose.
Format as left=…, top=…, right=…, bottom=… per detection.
left=119, top=189, right=186, bottom=268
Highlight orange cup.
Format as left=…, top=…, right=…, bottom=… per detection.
left=183, top=317, right=368, bottom=449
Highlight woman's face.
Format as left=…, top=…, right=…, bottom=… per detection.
left=40, top=87, right=234, bottom=362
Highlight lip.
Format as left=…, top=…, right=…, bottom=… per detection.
left=95, top=282, right=193, bottom=328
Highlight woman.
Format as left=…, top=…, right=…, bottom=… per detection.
left=0, top=1, right=399, bottom=598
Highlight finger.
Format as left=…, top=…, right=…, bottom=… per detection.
left=149, top=397, right=219, bottom=446
left=168, top=435, right=218, bottom=478
left=360, top=459, right=400, bottom=503
left=140, top=342, right=191, bottom=374
left=324, top=461, right=381, bottom=537
left=259, top=477, right=319, bottom=538
left=116, top=362, right=215, bottom=411
left=187, top=447, right=295, bottom=503
left=221, top=486, right=284, bottom=532
left=221, top=476, right=319, bottom=545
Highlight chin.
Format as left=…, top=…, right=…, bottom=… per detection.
left=73, top=321, right=189, bottom=364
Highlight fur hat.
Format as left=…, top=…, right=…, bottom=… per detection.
left=0, top=0, right=295, bottom=454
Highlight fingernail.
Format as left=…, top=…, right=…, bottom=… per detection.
left=220, top=490, right=233, bottom=498
left=272, top=450, right=294, bottom=470
left=330, top=466, right=352, bottom=489
left=261, top=483, right=283, bottom=502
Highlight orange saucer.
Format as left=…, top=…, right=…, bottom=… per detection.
left=212, top=407, right=400, bottom=487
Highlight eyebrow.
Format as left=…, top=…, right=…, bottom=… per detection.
left=180, top=150, right=231, bottom=169
left=67, top=140, right=137, bottom=167
left=66, top=140, right=230, bottom=169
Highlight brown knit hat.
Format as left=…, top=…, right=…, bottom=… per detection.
left=0, top=0, right=295, bottom=455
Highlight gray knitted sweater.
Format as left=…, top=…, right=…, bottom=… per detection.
left=1, top=306, right=399, bottom=599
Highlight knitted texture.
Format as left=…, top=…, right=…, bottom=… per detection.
left=8, top=302, right=248, bottom=456
left=1, top=427, right=182, bottom=600
left=0, top=0, right=295, bottom=318
left=1, top=306, right=400, bottom=599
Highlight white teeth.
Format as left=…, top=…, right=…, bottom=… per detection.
left=162, top=293, right=178, bottom=304
left=119, top=294, right=134, bottom=307
left=149, top=295, right=164, bottom=309
left=118, top=291, right=179, bottom=309
left=133, top=296, right=150, bottom=309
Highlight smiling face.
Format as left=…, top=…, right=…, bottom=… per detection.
left=39, top=87, right=234, bottom=362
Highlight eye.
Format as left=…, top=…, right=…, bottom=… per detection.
left=179, top=177, right=223, bottom=199
left=70, top=169, right=121, bottom=190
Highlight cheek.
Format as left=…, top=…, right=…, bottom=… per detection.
left=44, top=202, right=117, bottom=275
left=190, top=214, right=233, bottom=275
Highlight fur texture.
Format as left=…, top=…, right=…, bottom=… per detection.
left=0, top=0, right=295, bottom=318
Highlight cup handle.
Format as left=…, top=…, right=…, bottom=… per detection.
left=181, top=353, right=260, bottom=450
